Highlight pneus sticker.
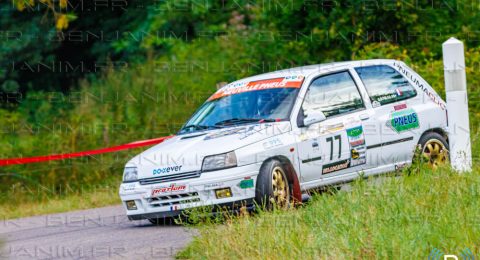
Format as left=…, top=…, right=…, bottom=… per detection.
left=388, top=108, right=419, bottom=133
left=346, top=126, right=366, bottom=167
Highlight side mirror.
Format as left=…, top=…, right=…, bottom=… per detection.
left=303, top=110, right=326, bottom=126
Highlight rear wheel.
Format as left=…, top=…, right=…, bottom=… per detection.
left=418, top=132, right=449, bottom=169
left=255, top=160, right=291, bottom=210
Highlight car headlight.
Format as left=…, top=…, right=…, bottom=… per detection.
left=202, top=151, right=237, bottom=172
left=123, top=167, right=138, bottom=182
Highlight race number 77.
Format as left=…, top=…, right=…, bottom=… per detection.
left=326, top=135, right=341, bottom=160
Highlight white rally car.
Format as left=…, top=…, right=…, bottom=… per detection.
left=119, top=59, right=449, bottom=222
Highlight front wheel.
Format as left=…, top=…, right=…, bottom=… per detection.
left=255, top=160, right=291, bottom=210
left=417, top=132, right=449, bottom=169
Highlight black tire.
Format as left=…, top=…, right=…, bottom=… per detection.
left=255, top=159, right=291, bottom=210
left=417, top=132, right=449, bottom=168
left=148, top=217, right=176, bottom=226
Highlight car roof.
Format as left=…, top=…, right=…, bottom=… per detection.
left=225, top=59, right=398, bottom=86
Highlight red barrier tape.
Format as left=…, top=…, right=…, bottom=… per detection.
left=0, top=135, right=173, bottom=166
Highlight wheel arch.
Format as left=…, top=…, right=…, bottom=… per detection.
left=260, top=155, right=302, bottom=203
left=419, top=128, right=449, bottom=145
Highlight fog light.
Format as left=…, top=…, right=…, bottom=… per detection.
left=126, top=200, right=137, bottom=210
left=215, top=188, right=232, bottom=199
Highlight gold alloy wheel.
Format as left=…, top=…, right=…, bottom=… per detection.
left=270, top=166, right=290, bottom=208
left=422, top=139, right=449, bottom=169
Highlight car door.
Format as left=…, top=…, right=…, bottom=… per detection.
left=296, top=70, right=378, bottom=183
left=354, top=64, right=421, bottom=168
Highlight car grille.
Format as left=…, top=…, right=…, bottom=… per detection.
left=147, top=192, right=201, bottom=207
left=139, top=171, right=201, bottom=185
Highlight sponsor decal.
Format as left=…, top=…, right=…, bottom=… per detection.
left=153, top=165, right=182, bottom=175
left=393, top=62, right=446, bottom=110
left=389, top=108, right=419, bottom=132
left=349, top=139, right=365, bottom=147
left=351, top=149, right=360, bottom=159
left=322, top=159, right=350, bottom=174
left=204, top=182, right=224, bottom=190
left=320, top=123, right=345, bottom=134
left=327, top=123, right=345, bottom=132
left=372, top=101, right=381, bottom=108
left=312, top=138, right=320, bottom=152
left=346, top=126, right=367, bottom=166
left=346, top=126, right=363, bottom=137
left=151, top=184, right=187, bottom=197
left=395, top=88, right=403, bottom=96
left=239, top=122, right=288, bottom=140
left=122, top=183, right=135, bottom=192
left=239, top=125, right=262, bottom=140
left=394, top=103, right=407, bottom=111
left=239, top=178, right=254, bottom=189
left=263, top=138, right=283, bottom=150
left=208, top=76, right=304, bottom=100
left=377, top=93, right=397, bottom=103
left=204, top=127, right=245, bottom=140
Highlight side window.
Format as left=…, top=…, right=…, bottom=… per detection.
left=302, top=71, right=365, bottom=118
left=355, top=65, right=417, bottom=106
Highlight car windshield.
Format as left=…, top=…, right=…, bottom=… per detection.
left=179, top=87, right=300, bottom=134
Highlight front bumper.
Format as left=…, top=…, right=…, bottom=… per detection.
left=119, top=163, right=261, bottom=220
left=127, top=199, right=256, bottom=220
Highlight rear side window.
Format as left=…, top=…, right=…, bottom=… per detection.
left=355, top=65, right=417, bottom=106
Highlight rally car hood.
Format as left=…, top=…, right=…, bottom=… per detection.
left=126, top=121, right=291, bottom=180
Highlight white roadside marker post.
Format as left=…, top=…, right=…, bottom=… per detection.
left=442, top=37, right=472, bottom=172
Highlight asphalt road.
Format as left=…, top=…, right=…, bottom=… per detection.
left=0, top=205, right=194, bottom=260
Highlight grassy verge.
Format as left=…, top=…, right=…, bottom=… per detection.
left=178, top=166, right=480, bottom=259
left=0, top=179, right=120, bottom=220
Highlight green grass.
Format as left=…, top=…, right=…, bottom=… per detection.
left=177, top=165, right=480, bottom=259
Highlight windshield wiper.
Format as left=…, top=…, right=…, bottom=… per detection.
left=214, top=118, right=278, bottom=126
left=214, top=118, right=259, bottom=126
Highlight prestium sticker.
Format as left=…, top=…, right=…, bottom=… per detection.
left=151, top=184, right=187, bottom=197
